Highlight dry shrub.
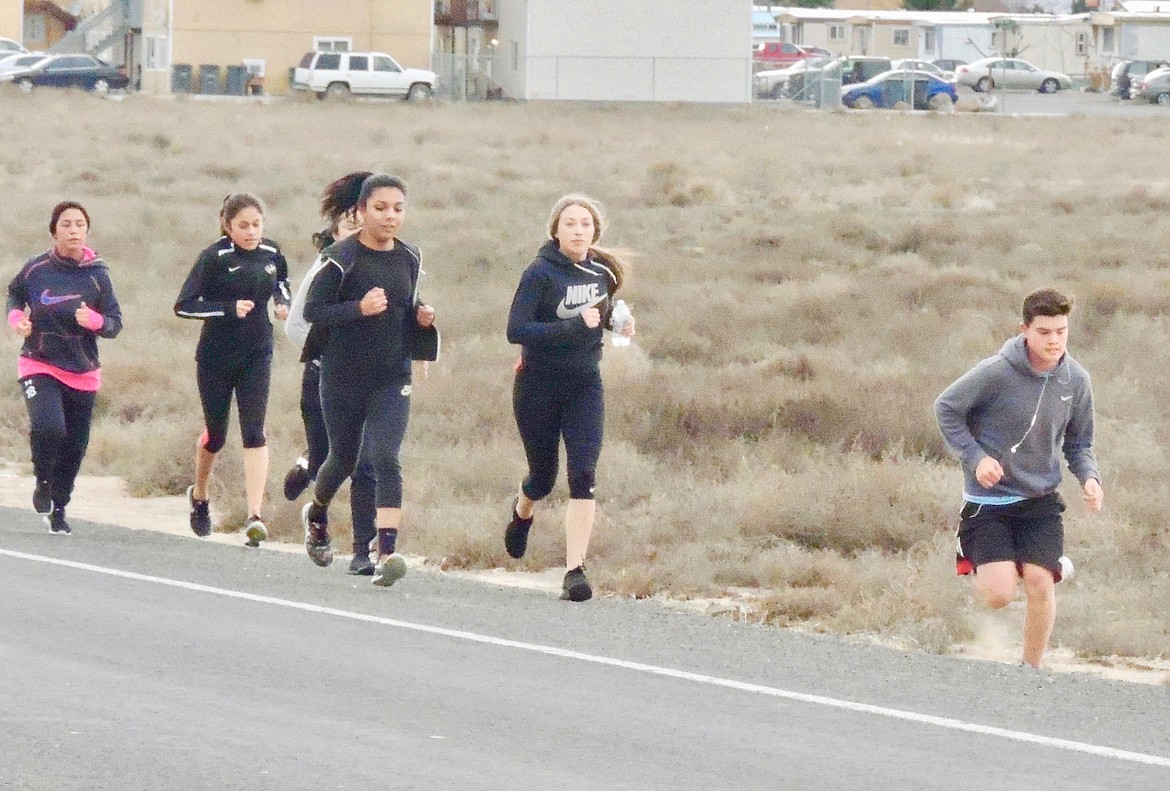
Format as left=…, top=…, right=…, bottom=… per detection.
left=641, top=161, right=719, bottom=207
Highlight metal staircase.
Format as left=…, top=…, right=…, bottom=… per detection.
left=48, top=0, right=132, bottom=61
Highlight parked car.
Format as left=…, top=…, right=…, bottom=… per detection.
left=1112, top=59, right=1170, bottom=98
left=955, top=58, right=1071, bottom=93
left=754, top=57, right=831, bottom=100
left=841, top=56, right=893, bottom=85
left=842, top=70, right=957, bottom=110
left=2, top=54, right=128, bottom=92
left=891, top=59, right=953, bottom=80
left=931, top=58, right=967, bottom=73
left=0, top=52, right=46, bottom=77
left=752, top=41, right=817, bottom=67
left=1133, top=66, right=1170, bottom=104
left=0, top=37, right=26, bottom=56
left=292, top=50, right=437, bottom=100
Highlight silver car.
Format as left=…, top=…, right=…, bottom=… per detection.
left=1134, top=66, right=1170, bottom=105
left=955, top=57, right=1071, bottom=93
left=891, top=59, right=953, bottom=81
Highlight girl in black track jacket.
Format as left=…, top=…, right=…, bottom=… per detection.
left=174, top=193, right=290, bottom=546
left=300, top=174, right=439, bottom=588
left=6, top=201, right=123, bottom=535
left=503, top=194, right=635, bottom=602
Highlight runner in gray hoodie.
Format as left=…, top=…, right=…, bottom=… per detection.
left=935, top=288, right=1103, bottom=668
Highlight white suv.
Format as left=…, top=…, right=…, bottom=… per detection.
left=292, top=51, right=436, bottom=100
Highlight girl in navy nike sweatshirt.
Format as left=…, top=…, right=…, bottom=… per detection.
left=174, top=193, right=290, bottom=546
left=6, top=201, right=123, bottom=534
left=503, top=194, right=635, bottom=602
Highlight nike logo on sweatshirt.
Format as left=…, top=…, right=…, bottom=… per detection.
left=40, top=289, right=81, bottom=306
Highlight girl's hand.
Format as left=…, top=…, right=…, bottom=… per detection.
left=236, top=300, right=255, bottom=318
left=581, top=307, right=601, bottom=329
left=417, top=304, right=435, bottom=327
left=75, top=302, right=100, bottom=330
left=622, top=313, right=636, bottom=338
left=14, top=315, right=32, bottom=338
left=360, top=287, right=387, bottom=316
left=274, top=304, right=289, bottom=321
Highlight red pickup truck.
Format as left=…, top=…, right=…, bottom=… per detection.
left=753, top=42, right=816, bottom=66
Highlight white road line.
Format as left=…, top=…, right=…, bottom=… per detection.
left=3, top=547, right=1169, bottom=769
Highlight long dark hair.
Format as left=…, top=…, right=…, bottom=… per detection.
left=311, top=170, right=372, bottom=251
left=357, top=174, right=407, bottom=209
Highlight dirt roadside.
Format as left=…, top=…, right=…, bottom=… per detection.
left=3, top=465, right=1166, bottom=686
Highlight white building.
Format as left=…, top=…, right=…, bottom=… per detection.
left=494, top=0, right=753, bottom=103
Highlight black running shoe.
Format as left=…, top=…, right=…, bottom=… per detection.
left=283, top=457, right=312, bottom=501
left=244, top=516, right=268, bottom=548
left=32, top=480, right=52, bottom=515
left=561, top=566, right=592, bottom=602
left=302, top=502, right=333, bottom=567
left=45, top=507, right=71, bottom=535
left=504, top=498, right=534, bottom=559
left=187, top=485, right=211, bottom=537
left=348, top=552, right=375, bottom=576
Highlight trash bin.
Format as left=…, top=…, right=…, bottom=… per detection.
left=226, top=65, right=248, bottom=96
left=198, top=64, right=222, bottom=94
left=171, top=63, right=193, bottom=93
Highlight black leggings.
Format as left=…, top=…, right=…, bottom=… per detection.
left=299, top=360, right=329, bottom=476
left=513, top=367, right=603, bottom=501
left=313, top=372, right=411, bottom=511
left=22, top=375, right=95, bottom=510
left=196, top=350, right=271, bottom=452
left=302, top=359, right=377, bottom=551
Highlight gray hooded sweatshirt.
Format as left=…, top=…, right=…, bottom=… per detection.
left=935, top=335, right=1099, bottom=500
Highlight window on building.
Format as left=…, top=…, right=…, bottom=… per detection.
left=24, top=13, right=46, bottom=44
left=146, top=35, right=169, bottom=70
left=924, top=29, right=936, bottom=52
left=312, top=36, right=352, bottom=53
left=1076, top=32, right=1087, bottom=56
left=511, top=40, right=519, bottom=71
left=829, top=25, right=845, bottom=42
left=1102, top=28, right=1115, bottom=52
left=893, top=29, right=910, bottom=48
left=792, top=23, right=803, bottom=45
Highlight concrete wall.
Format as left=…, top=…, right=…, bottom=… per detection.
left=492, top=0, right=527, bottom=101
left=505, top=0, right=752, bottom=102
left=2, top=1, right=23, bottom=44
left=1124, top=22, right=1170, bottom=59
left=166, top=0, right=431, bottom=95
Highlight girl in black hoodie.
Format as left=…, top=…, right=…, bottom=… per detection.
left=6, top=201, right=123, bottom=534
left=503, top=194, right=635, bottom=602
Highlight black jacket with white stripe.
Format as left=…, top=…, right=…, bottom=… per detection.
left=174, top=236, right=290, bottom=361
left=507, top=240, right=616, bottom=373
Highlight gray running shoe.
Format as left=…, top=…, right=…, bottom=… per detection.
left=302, top=502, right=333, bottom=567
left=561, top=566, right=592, bottom=602
left=348, top=553, right=375, bottom=576
left=372, top=554, right=407, bottom=588
left=244, top=516, right=268, bottom=548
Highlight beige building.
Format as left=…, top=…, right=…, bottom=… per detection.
left=137, top=0, right=432, bottom=94
left=1, top=1, right=22, bottom=43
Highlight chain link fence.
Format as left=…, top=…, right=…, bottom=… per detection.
left=431, top=51, right=504, bottom=102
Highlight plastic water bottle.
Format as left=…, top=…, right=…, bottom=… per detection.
left=610, top=300, right=631, bottom=347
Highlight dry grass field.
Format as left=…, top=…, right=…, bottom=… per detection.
left=2, top=88, right=1169, bottom=662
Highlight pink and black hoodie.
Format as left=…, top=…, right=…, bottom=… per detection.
left=6, top=246, right=123, bottom=391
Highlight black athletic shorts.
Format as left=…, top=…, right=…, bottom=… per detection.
left=955, top=492, right=1066, bottom=581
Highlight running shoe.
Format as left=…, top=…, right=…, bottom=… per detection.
left=45, top=507, right=71, bottom=535
left=302, top=501, right=333, bottom=567
left=504, top=498, right=534, bottom=559
left=561, top=566, right=592, bottom=602
left=372, top=554, right=407, bottom=588
left=32, top=480, right=52, bottom=515
left=244, top=515, right=268, bottom=548
left=1057, top=555, right=1075, bottom=582
left=187, top=485, right=211, bottom=537
left=283, top=457, right=312, bottom=501
left=347, top=552, right=375, bottom=576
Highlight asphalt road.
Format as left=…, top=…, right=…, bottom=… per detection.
left=2, top=507, right=1168, bottom=790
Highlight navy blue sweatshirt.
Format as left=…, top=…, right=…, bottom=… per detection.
left=506, top=240, right=616, bottom=373
left=6, top=248, right=123, bottom=374
left=174, top=236, right=290, bottom=361
left=304, top=234, right=437, bottom=383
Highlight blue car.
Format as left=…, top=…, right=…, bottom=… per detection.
left=841, top=70, right=957, bottom=110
